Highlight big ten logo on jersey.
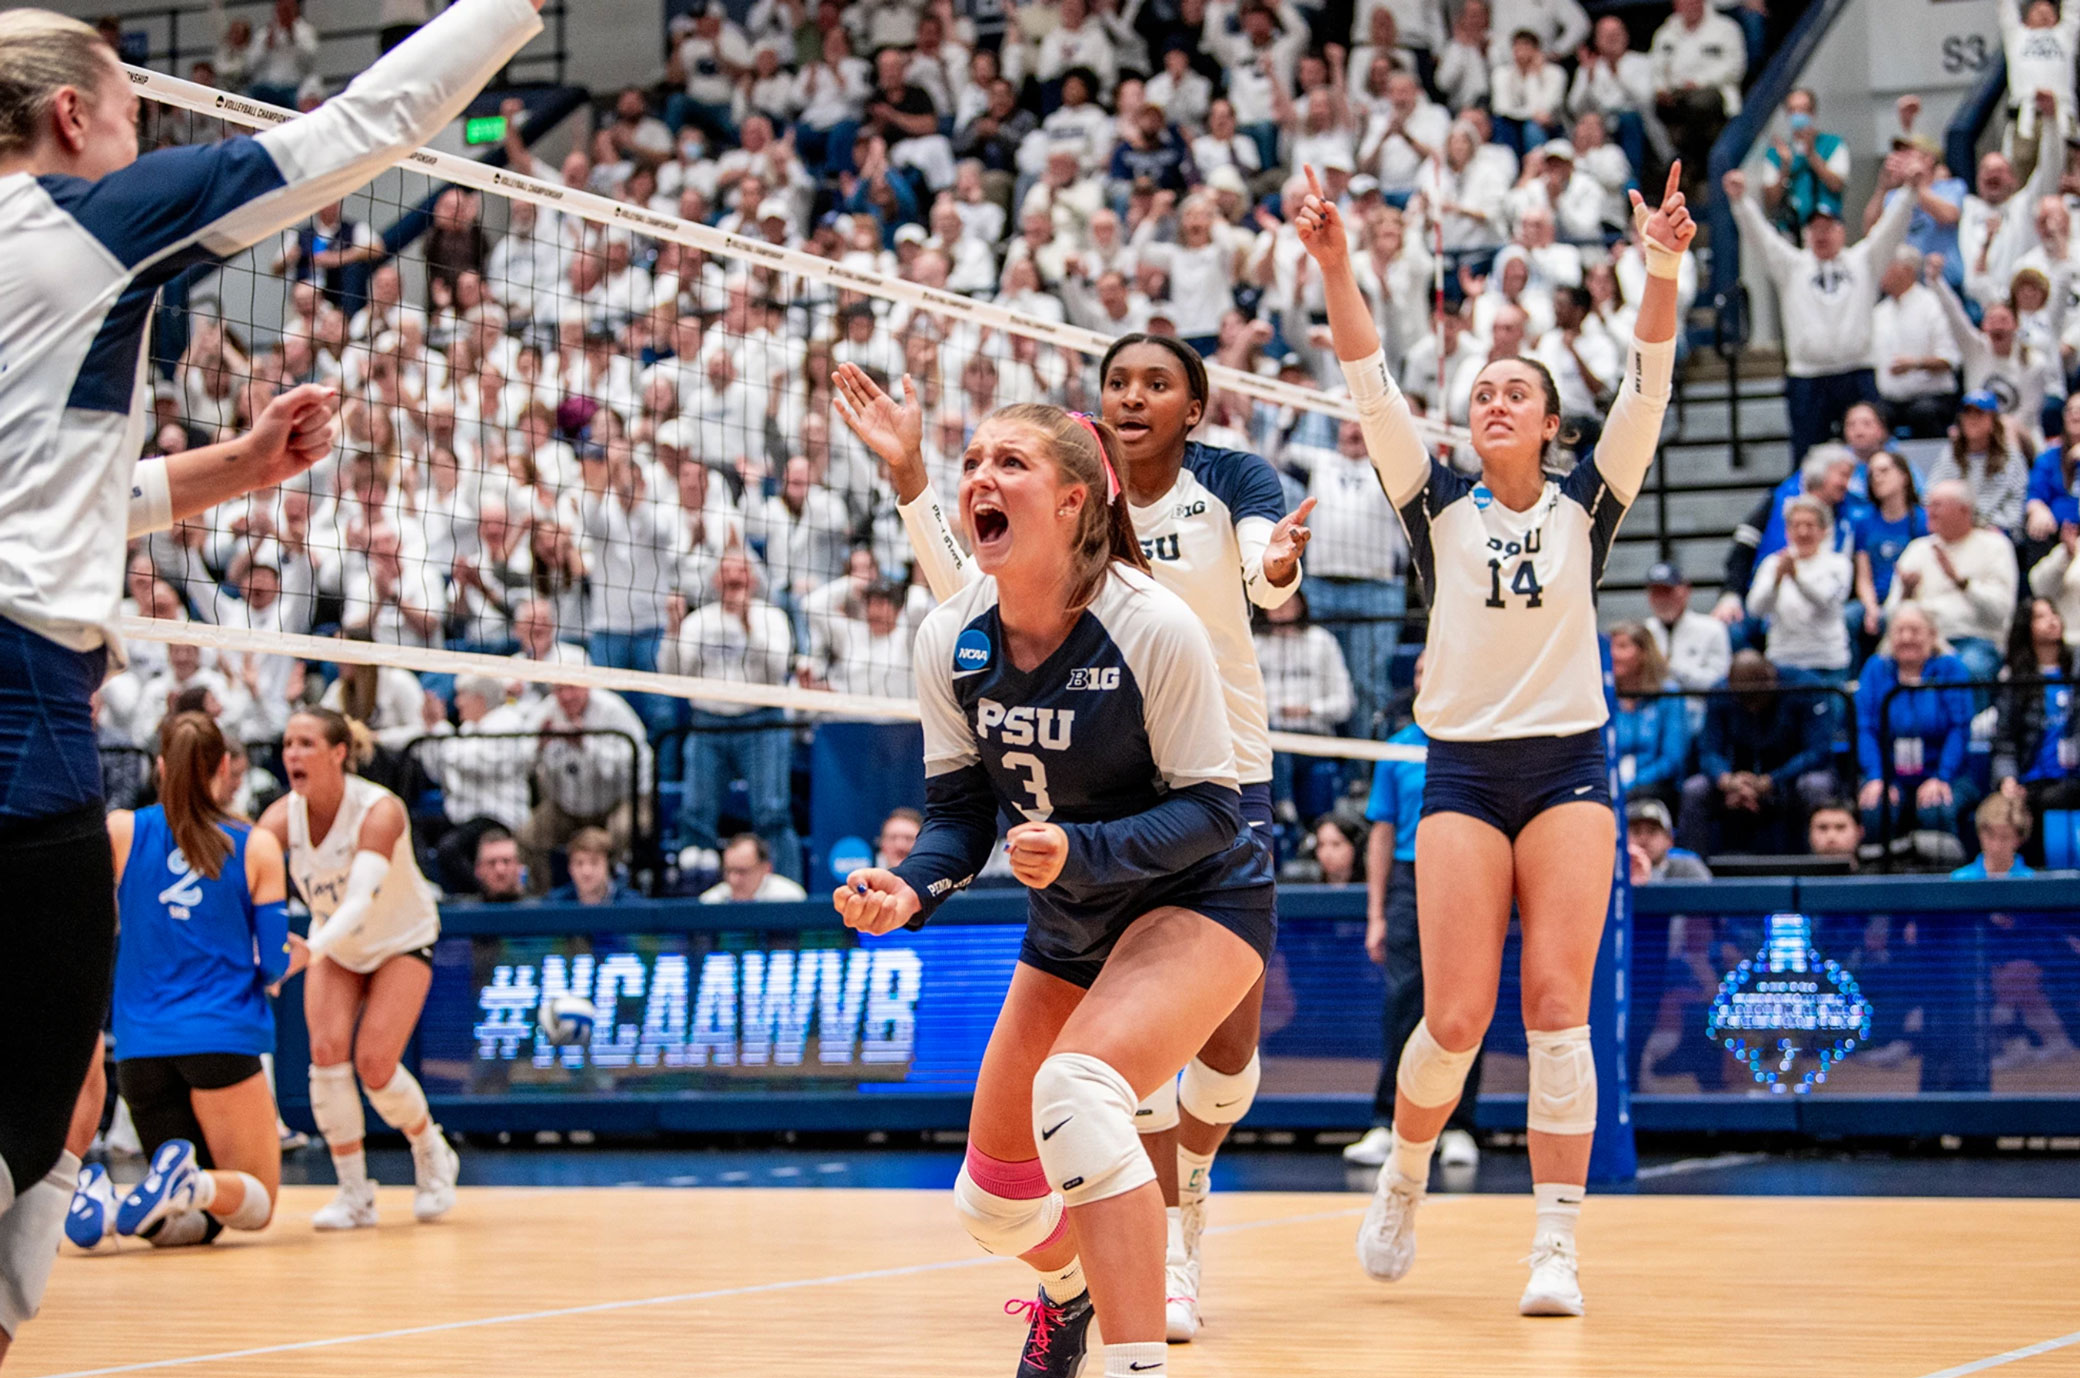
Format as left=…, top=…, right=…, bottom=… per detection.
left=158, top=849, right=204, bottom=919
left=1065, top=666, right=1121, bottom=691
left=975, top=698, right=1075, bottom=748
left=1141, top=533, right=1182, bottom=563
left=1483, top=529, right=1544, bottom=609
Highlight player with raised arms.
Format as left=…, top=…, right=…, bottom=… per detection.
left=257, top=709, right=457, bottom=1231
left=1294, top=162, right=1694, bottom=1315
left=833, top=404, right=1274, bottom=1378
left=835, top=335, right=1313, bottom=1343
left=65, top=712, right=301, bottom=1251
left=0, top=0, right=542, bottom=1351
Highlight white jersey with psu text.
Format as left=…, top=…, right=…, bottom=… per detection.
left=1342, top=335, right=1673, bottom=741
left=289, top=776, right=441, bottom=972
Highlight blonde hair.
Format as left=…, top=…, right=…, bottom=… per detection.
left=0, top=10, right=113, bottom=159
left=290, top=707, right=377, bottom=773
left=1975, top=792, right=2032, bottom=842
left=986, top=404, right=1148, bottom=612
left=1608, top=619, right=1669, bottom=695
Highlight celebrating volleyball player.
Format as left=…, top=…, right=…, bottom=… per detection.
left=835, top=337, right=1312, bottom=1342
left=0, top=0, right=540, bottom=1348
left=65, top=713, right=300, bottom=1251
left=833, top=406, right=1273, bottom=1378
left=257, top=710, right=456, bottom=1230
left=1295, top=162, right=1693, bottom=1315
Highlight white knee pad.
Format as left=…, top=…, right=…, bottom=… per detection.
left=364, top=1065, right=429, bottom=1132
left=219, top=1172, right=272, bottom=1231
left=309, top=1063, right=365, bottom=1149
left=1133, top=1076, right=1179, bottom=1135
left=1396, top=1019, right=1479, bottom=1110
left=1179, top=1052, right=1260, bottom=1126
left=952, top=1164, right=1063, bottom=1257
left=1031, top=1053, right=1157, bottom=1209
left=0, top=1151, right=77, bottom=1337
left=1525, top=1026, right=1598, bottom=1136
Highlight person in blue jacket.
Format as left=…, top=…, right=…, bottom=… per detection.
left=1856, top=603, right=1978, bottom=839
left=2023, top=394, right=2080, bottom=545
left=1609, top=622, right=1689, bottom=807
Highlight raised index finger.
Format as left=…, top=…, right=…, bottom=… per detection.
left=1663, top=160, right=1682, bottom=207
left=1305, top=164, right=1326, bottom=204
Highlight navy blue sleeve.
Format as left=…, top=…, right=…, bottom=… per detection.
left=1561, top=455, right=1632, bottom=587
left=1187, top=444, right=1289, bottom=525
left=1054, top=781, right=1243, bottom=890
left=890, top=764, right=1001, bottom=926
left=1397, top=460, right=1474, bottom=599
left=40, top=139, right=287, bottom=281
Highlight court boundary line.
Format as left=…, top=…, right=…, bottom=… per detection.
left=1914, top=1330, right=2080, bottom=1378
left=30, top=1203, right=1366, bottom=1377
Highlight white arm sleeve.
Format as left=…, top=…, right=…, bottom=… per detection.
left=304, top=849, right=390, bottom=961
left=1134, top=595, right=1241, bottom=792
left=913, top=611, right=982, bottom=776
left=1237, top=514, right=1303, bottom=609
left=897, top=484, right=980, bottom=601
left=1590, top=334, right=1675, bottom=506
left=127, top=459, right=173, bottom=538
left=1338, top=350, right=1433, bottom=508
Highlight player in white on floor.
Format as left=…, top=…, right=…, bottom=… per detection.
left=258, top=709, right=459, bottom=1230
left=834, top=404, right=1273, bottom=1378
left=1296, top=161, right=1694, bottom=1315
left=834, top=340, right=1314, bottom=1343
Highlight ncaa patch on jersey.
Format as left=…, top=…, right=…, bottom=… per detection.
left=953, top=627, right=993, bottom=674
left=1472, top=484, right=1494, bottom=510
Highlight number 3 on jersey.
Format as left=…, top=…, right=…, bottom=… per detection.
left=1486, top=557, right=1544, bottom=610
left=1002, top=752, right=1054, bottom=820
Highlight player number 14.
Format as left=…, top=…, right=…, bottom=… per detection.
left=1486, top=558, right=1544, bottom=609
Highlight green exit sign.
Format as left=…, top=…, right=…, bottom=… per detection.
left=464, top=114, right=508, bottom=146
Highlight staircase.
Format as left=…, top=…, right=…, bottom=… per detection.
left=1600, top=358, right=1795, bottom=625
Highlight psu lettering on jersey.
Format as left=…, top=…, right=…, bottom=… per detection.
left=1141, top=533, right=1182, bottom=562
left=953, top=627, right=993, bottom=674
left=974, top=699, right=1075, bottom=748
left=1065, top=667, right=1121, bottom=691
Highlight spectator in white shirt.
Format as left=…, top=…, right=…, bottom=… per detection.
left=423, top=673, right=535, bottom=894
left=1433, top=0, right=1493, bottom=113
left=1534, top=286, right=1619, bottom=447
left=1644, top=561, right=1734, bottom=694
left=1200, top=0, right=1309, bottom=157
left=1489, top=0, right=1591, bottom=66
left=1651, top=0, right=1748, bottom=206
left=1874, top=245, right=1963, bottom=438
left=1568, top=14, right=1655, bottom=128
left=660, top=547, right=804, bottom=880
left=1360, top=70, right=1450, bottom=201
left=243, top=0, right=319, bottom=106
left=1145, top=42, right=1212, bottom=132
left=669, top=3, right=755, bottom=146
left=1747, top=495, right=1855, bottom=680
left=1883, top=479, right=2022, bottom=682
left=1489, top=29, right=1567, bottom=154
left=1998, top=0, right=2080, bottom=153
left=518, top=684, right=652, bottom=895
left=700, top=833, right=809, bottom=902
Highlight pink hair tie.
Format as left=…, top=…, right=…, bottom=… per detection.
left=1070, top=412, right=1119, bottom=503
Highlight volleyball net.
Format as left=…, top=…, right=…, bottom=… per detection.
left=119, top=68, right=1444, bottom=818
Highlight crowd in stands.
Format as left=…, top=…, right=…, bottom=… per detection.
left=100, top=0, right=2080, bottom=910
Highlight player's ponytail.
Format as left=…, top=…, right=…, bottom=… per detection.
left=0, top=10, right=109, bottom=160
left=997, top=403, right=1149, bottom=612
left=158, top=711, right=236, bottom=881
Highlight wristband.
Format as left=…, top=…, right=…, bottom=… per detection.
left=1632, top=200, right=1686, bottom=280
left=127, top=458, right=173, bottom=538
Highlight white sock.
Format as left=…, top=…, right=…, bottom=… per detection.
left=332, top=1149, right=368, bottom=1191
left=1177, top=1146, right=1215, bottom=1204
left=1042, top=1253, right=1086, bottom=1302
left=1164, top=1205, right=1185, bottom=1264
left=1104, top=1341, right=1166, bottom=1375
left=188, top=1169, right=218, bottom=1212
left=405, top=1121, right=441, bottom=1148
left=1390, top=1130, right=1436, bottom=1185
left=1533, top=1181, right=1584, bottom=1245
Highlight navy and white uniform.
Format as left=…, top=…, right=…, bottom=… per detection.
left=0, top=0, right=543, bottom=826
left=1342, top=335, right=1675, bottom=837
left=113, top=806, right=290, bottom=1062
left=899, top=441, right=1299, bottom=813
left=892, top=567, right=1276, bottom=987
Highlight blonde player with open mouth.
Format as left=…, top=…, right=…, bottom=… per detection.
left=1295, top=161, right=1694, bottom=1315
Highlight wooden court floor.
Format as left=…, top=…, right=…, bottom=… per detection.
left=12, top=1187, right=2080, bottom=1377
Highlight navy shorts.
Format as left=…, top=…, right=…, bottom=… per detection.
left=1421, top=730, right=1610, bottom=840
left=1019, top=785, right=1279, bottom=990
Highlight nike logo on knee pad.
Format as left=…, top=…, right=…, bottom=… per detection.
left=1041, top=1116, right=1072, bottom=1140
left=1214, top=1098, right=1242, bottom=1108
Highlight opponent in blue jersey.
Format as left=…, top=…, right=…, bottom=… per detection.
left=62, top=713, right=299, bottom=1253
left=833, top=405, right=1273, bottom=1378
left=836, top=336, right=1314, bottom=1342
left=1300, top=163, right=1695, bottom=1316
left=0, top=0, right=541, bottom=1346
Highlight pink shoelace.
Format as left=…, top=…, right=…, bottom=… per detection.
left=1004, top=1295, right=1063, bottom=1364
